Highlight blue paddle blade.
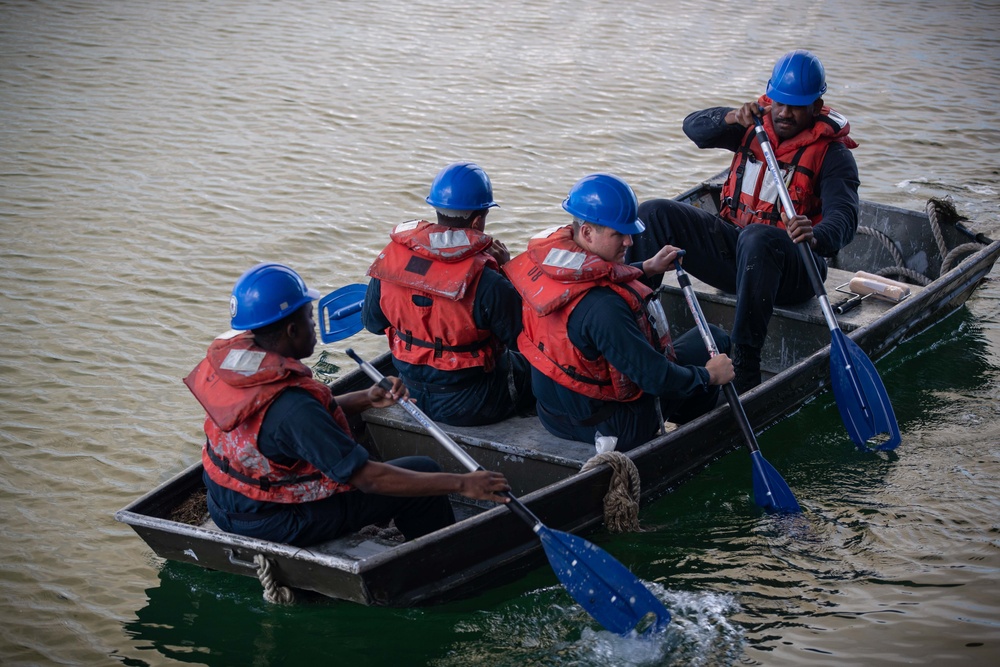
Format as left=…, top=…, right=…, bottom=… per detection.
left=318, top=284, right=367, bottom=343
left=750, top=451, right=802, bottom=513
left=536, top=525, right=670, bottom=636
left=830, top=330, right=901, bottom=451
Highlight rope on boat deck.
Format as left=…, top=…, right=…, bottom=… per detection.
left=855, top=226, right=931, bottom=285
left=926, top=198, right=986, bottom=275
left=853, top=197, right=985, bottom=285
left=580, top=451, right=641, bottom=533
left=254, top=554, right=296, bottom=605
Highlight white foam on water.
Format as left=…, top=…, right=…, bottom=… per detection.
left=438, top=583, right=744, bottom=667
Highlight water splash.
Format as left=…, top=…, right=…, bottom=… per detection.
left=436, top=584, right=744, bottom=667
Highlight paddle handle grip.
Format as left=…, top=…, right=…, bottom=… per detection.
left=330, top=300, right=363, bottom=320
left=344, top=349, right=542, bottom=528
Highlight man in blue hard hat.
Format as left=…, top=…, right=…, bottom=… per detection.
left=630, top=50, right=859, bottom=393
left=505, top=174, right=734, bottom=451
left=185, top=263, right=510, bottom=547
left=362, top=161, right=534, bottom=426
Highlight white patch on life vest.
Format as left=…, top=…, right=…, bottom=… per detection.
left=428, top=229, right=471, bottom=249
left=542, top=247, right=586, bottom=270
left=220, top=349, right=266, bottom=375
left=744, top=159, right=785, bottom=205
left=827, top=109, right=848, bottom=130
left=216, top=329, right=246, bottom=339
left=646, top=298, right=671, bottom=341
left=532, top=225, right=564, bottom=240
left=394, top=219, right=421, bottom=233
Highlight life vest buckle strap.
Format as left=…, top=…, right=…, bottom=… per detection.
left=558, top=363, right=611, bottom=387
left=206, top=442, right=322, bottom=491
left=398, top=332, right=491, bottom=355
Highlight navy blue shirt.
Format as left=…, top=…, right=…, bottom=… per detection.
left=682, top=106, right=860, bottom=257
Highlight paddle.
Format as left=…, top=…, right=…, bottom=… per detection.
left=751, top=113, right=900, bottom=451
left=344, top=348, right=671, bottom=637
left=318, top=284, right=367, bottom=343
left=674, top=258, right=801, bottom=512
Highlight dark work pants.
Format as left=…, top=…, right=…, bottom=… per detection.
left=207, top=456, right=456, bottom=547
left=629, top=199, right=824, bottom=349
left=408, top=350, right=534, bottom=427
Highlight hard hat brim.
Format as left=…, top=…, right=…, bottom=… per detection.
left=619, top=219, right=645, bottom=235
left=766, top=86, right=823, bottom=106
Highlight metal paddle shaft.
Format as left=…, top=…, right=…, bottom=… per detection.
left=318, top=284, right=368, bottom=343
left=751, top=115, right=901, bottom=451
left=675, top=262, right=800, bottom=513
left=344, top=348, right=671, bottom=636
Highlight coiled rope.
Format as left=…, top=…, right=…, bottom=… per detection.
left=854, top=197, right=985, bottom=285
left=925, top=198, right=986, bottom=275
left=254, top=554, right=296, bottom=605
left=580, top=451, right=641, bottom=533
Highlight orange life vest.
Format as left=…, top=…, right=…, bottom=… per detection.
left=184, top=331, right=353, bottom=503
left=505, top=225, right=673, bottom=402
left=367, top=220, right=502, bottom=372
left=720, top=99, right=857, bottom=228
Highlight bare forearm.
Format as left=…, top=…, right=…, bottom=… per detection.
left=349, top=461, right=509, bottom=502
left=352, top=464, right=459, bottom=496
left=335, top=390, right=374, bottom=415
left=336, top=376, right=407, bottom=415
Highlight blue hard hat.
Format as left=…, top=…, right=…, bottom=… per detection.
left=766, top=50, right=827, bottom=106
left=425, top=162, right=498, bottom=210
left=229, top=263, right=320, bottom=330
left=562, top=173, right=645, bottom=235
